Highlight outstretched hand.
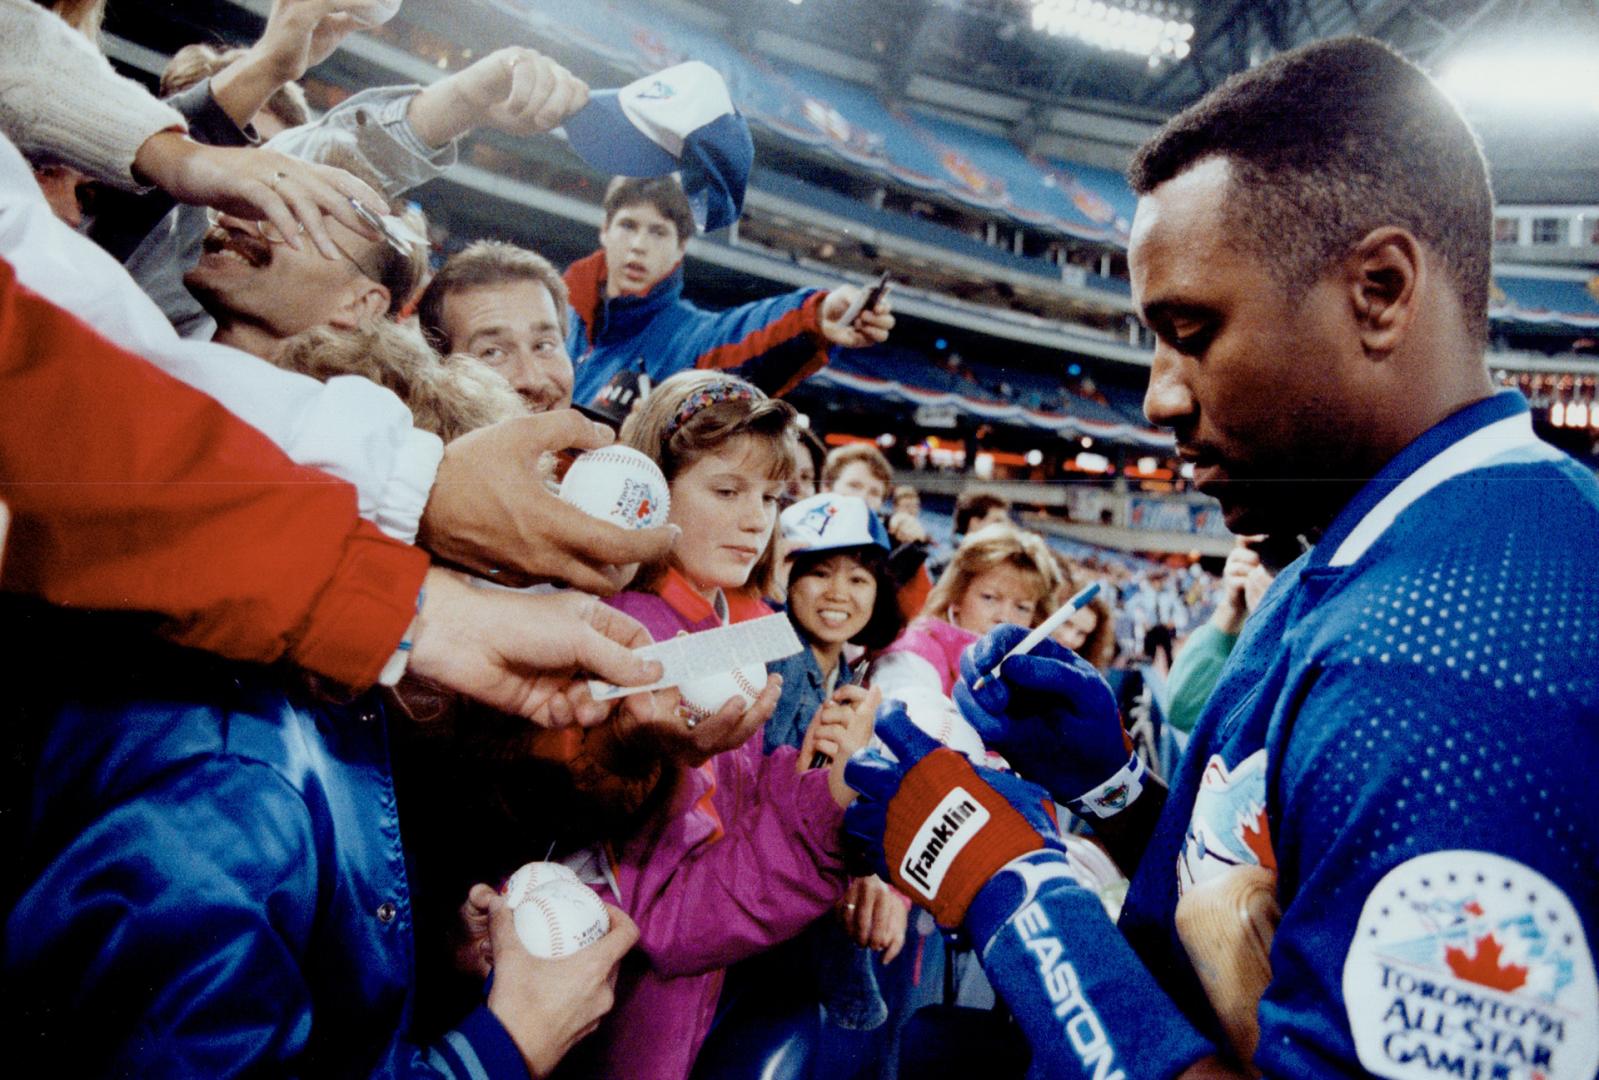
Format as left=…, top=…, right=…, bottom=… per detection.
left=407, top=46, right=590, bottom=147
left=843, top=698, right=1064, bottom=929
left=481, top=885, right=638, bottom=1077
left=819, top=286, right=895, bottom=349
left=132, top=135, right=386, bottom=262
left=408, top=568, right=664, bottom=727
left=417, top=409, right=679, bottom=594
left=617, top=672, right=784, bottom=768
left=954, top=625, right=1138, bottom=814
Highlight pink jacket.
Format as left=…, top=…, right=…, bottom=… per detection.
left=878, top=617, right=978, bottom=696
left=558, top=574, right=847, bottom=1080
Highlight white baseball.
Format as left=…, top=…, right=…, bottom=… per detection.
left=500, top=860, right=582, bottom=907
left=511, top=880, right=610, bottom=959
left=875, top=685, right=987, bottom=762
left=559, top=446, right=671, bottom=531
left=677, top=663, right=766, bottom=722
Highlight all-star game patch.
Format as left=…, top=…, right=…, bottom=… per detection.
left=1342, top=850, right=1598, bottom=1080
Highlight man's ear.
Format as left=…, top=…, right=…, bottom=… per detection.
left=1345, top=227, right=1421, bottom=358
left=326, top=281, right=392, bottom=330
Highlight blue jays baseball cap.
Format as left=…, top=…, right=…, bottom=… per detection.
left=562, top=61, right=754, bottom=233
left=781, top=493, right=891, bottom=557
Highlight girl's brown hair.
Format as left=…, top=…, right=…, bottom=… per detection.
left=922, top=524, right=1062, bottom=629
left=620, top=371, right=798, bottom=596
left=1050, top=552, right=1117, bottom=669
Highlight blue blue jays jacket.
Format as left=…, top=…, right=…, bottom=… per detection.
left=564, top=250, right=833, bottom=407
left=5, top=662, right=528, bottom=1079
left=965, top=392, right=1599, bottom=1078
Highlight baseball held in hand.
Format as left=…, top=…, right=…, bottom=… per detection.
left=500, top=863, right=608, bottom=959
left=678, top=662, right=766, bottom=722
left=500, top=859, right=581, bottom=907
left=559, top=446, right=670, bottom=530
left=877, top=686, right=987, bottom=762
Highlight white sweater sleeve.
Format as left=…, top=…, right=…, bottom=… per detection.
left=0, top=131, right=442, bottom=541
left=0, top=0, right=185, bottom=189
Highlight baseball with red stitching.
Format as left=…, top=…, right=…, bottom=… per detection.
left=500, top=860, right=582, bottom=908
left=879, top=686, right=987, bottom=762
left=677, top=662, right=766, bottom=723
left=559, top=446, right=671, bottom=531
left=510, top=879, right=609, bottom=959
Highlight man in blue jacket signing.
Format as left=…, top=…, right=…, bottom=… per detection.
left=564, top=175, right=894, bottom=409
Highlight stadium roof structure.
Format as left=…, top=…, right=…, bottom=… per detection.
left=668, top=0, right=1599, bottom=205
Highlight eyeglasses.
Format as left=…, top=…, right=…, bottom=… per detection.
left=346, top=195, right=425, bottom=258
left=213, top=196, right=422, bottom=285
left=258, top=220, right=385, bottom=284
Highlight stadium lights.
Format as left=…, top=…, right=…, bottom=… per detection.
left=1437, top=49, right=1599, bottom=113
left=1029, top=0, right=1194, bottom=65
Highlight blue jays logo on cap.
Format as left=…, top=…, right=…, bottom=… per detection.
left=561, top=61, right=753, bottom=232
left=796, top=501, right=838, bottom=538
left=781, top=493, right=890, bottom=556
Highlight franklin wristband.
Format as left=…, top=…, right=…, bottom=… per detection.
left=1067, top=753, right=1147, bottom=820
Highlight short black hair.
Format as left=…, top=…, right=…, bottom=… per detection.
left=1129, top=36, right=1493, bottom=344
left=602, top=176, right=696, bottom=244
left=788, top=546, right=904, bottom=653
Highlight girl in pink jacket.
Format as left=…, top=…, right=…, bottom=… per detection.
left=561, top=372, right=870, bottom=1080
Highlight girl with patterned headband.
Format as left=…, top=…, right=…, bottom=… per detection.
left=550, top=371, right=871, bottom=1080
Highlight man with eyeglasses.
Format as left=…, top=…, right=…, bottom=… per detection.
left=185, top=172, right=425, bottom=361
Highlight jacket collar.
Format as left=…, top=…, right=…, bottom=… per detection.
left=656, top=566, right=769, bottom=626
left=1313, top=390, right=1552, bottom=570
left=564, top=249, right=686, bottom=348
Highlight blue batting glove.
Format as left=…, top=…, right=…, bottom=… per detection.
left=843, top=699, right=1066, bottom=929
left=955, top=625, right=1147, bottom=820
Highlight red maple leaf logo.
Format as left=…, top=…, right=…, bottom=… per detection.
left=1445, top=934, right=1528, bottom=992
left=1239, top=807, right=1277, bottom=871
left=636, top=499, right=652, bottom=520
left=1464, top=900, right=1484, bottom=917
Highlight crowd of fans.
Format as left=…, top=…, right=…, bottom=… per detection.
left=8, top=5, right=1592, bottom=1080
left=0, top=2, right=1203, bottom=1075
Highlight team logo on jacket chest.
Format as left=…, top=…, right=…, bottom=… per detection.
left=1343, top=850, right=1598, bottom=1080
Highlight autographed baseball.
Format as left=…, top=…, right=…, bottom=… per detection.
left=878, top=685, right=986, bottom=762
left=559, top=446, right=670, bottom=530
left=510, top=879, right=610, bottom=959
left=677, top=663, right=766, bottom=722
left=500, top=860, right=582, bottom=907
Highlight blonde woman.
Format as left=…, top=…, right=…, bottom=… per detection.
left=870, top=523, right=1062, bottom=699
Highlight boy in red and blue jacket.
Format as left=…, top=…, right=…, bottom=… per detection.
left=565, top=176, right=893, bottom=409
